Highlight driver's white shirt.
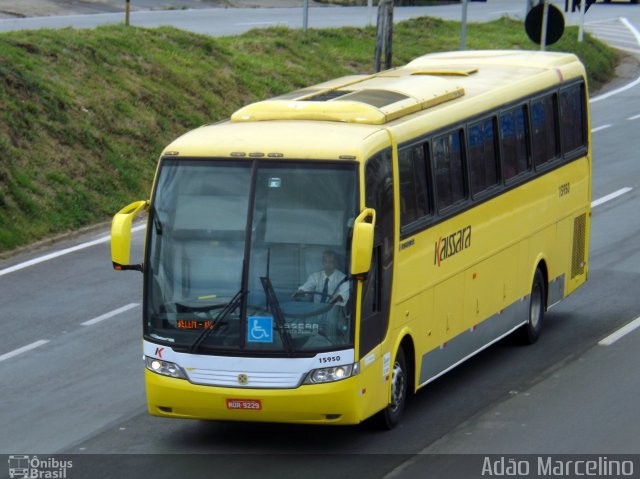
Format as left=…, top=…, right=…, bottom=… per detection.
left=298, top=270, right=349, bottom=306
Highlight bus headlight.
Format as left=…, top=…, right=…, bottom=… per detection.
left=145, top=356, right=187, bottom=379
left=304, top=363, right=359, bottom=384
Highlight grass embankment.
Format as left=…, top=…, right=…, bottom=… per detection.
left=0, top=16, right=618, bottom=254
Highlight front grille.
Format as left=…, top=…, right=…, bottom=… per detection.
left=187, top=369, right=303, bottom=388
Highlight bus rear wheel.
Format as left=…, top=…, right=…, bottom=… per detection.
left=377, top=348, right=407, bottom=430
left=519, top=268, right=546, bottom=344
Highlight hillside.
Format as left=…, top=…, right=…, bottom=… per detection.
left=0, top=16, right=618, bottom=253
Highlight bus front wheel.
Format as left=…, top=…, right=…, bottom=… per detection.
left=377, top=348, right=407, bottom=429
left=519, top=268, right=546, bottom=344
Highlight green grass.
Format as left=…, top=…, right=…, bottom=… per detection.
left=0, top=16, right=619, bottom=254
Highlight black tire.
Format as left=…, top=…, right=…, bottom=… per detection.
left=519, top=268, right=546, bottom=345
left=377, top=348, right=407, bottom=430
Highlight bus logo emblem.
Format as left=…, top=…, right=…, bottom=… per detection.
left=434, top=225, right=472, bottom=267
left=238, top=374, right=249, bottom=385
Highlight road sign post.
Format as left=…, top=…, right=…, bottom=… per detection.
left=460, top=0, right=469, bottom=50
left=125, top=0, right=130, bottom=26
left=578, top=0, right=586, bottom=42
left=540, top=0, right=549, bottom=50
left=374, top=0, right=394, bottom=72
left=303, top=0, right=309, bottom=32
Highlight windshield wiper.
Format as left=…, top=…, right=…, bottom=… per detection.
left=260, top=276, right=294, bottom=356
left=188, top=290, right=244, bottom=354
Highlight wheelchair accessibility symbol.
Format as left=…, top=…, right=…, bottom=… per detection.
left=247, top=316, right=274, bottom=343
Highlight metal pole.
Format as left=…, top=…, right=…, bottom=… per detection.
left=374, top=0, right=393, bottom=72
left=125, top=0, right=130, bottom=26
left=460, top=0, right=469, bottom=50
left=367, top=0, right=373, bottom=26
left=540, top=0, right=549, bottom=51
left=374, top=0, right=385, bottom=72
left=578, top=0, right=586, bottom=42
left=303, top=0, right=309, bottom=32
left=385, top=1, right=393, bottom=70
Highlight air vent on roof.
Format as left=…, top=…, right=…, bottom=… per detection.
left=337, top=89, right=409, bottom=108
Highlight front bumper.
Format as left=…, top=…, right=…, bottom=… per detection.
left=145, top=369, right=365, bottom=425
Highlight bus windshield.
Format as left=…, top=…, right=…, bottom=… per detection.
left=144, top=158, right=358, bottom=356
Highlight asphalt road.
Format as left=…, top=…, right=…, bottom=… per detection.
left=0, top=0, right=609, bottom=35
left=1, top=3, right=640, bottom=479
left=2, top=0, right=640, bottom=45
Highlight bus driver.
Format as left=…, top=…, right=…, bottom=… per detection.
left=293, top=250, right=349, bottom=306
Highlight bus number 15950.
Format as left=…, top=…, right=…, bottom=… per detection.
left=319, top=356, right=341, bottom=364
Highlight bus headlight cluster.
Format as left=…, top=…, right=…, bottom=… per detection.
left=304, top=363, right=359, bottom=384
left=145, top=356, right=187, bottom=379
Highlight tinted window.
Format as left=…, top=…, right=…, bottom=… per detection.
left=362, top=150, right=394, bottom=356
left=500, top=106, right=529, bottom=181
left=398, top=143, right=430, bottom=227
left=531, top=94, right=559, bottom=167
left=468, top=118, right=499, bottom=196
left=433, top=130, right=465, bottom=210
left=560, top=84, right=586, bottom=154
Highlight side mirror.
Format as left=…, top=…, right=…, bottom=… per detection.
left=350, top=208, right=376, bottom=280
left=111, top=200, right=148, bottom=272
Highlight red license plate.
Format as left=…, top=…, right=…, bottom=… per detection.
left=226, top=398, right=262, bottom=410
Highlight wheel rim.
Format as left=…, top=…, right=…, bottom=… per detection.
left=530, top=282, right=542, bottom=330
left=389, top=360, right=406, bottom=412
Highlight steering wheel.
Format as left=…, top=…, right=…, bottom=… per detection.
left=293, top=291, right=327, bottom=302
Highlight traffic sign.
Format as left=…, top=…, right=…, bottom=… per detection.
left=525, top=3, right=565, bottom=46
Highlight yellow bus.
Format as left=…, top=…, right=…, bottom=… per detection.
left=111, top=50, right=590, bottom=428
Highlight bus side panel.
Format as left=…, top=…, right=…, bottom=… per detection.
left=433, top=274, right=465, bottom=343
left=356, top=344, right=401, bottom=421
left=417, top=298, right=528, bottom=385
left=464, top=243, right=519, bottom=328
left=388, top=287, right=435, bottom=394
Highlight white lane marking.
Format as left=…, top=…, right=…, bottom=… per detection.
left=629, top=114, right=640, bottom=121
left=599, top=316, right=640, bottom=346
left=81, top=303, right=140, bottom=326
left=591, top=187, right=633, bottom=208
left=0, top=340, right=49, bottom=362
left=590, top=75, right=640, bottom=103
left=621, top=16, right=640, bottom=44
left=588, top=27, right=632, bottom=35
left=591, top=124, right=611, bottom=133
left=590, top=18, right=640, bottom=104
left=0, top=224, right=146, bottom=278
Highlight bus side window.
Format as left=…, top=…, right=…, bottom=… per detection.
left=398, top=143, right=430, bottom=227
left=531, top=93, right=559, bottom=167
left=500, top=106, right=530, bottom=181
left=361, top=247, right=381, bottom=318
left=361, top=150, right=395, bottom=356
left=559, top=83, right=586, bottom=154
left=433, top=130, right=466, bottom=211
left=468, top=117, right=499, bottom=196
